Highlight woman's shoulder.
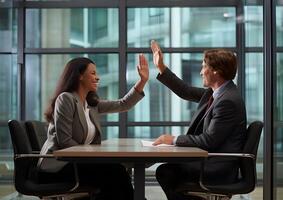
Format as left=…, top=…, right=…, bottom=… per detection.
left=55, top=92, right=77, bottom=106
left=57, top=92, right=76, bottom=99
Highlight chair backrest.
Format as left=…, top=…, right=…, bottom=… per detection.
left=238, top=121, right=263, bottom=194
left=8, top=120, right=35, bottom=194
left=243, top=121, right=264, bottom=157
left=25, top=120, right=48, bottom=151
left=175, top=121, right=264, bottom=197
left=8, top=120, right=77, bottom=197
left=8, top=120, right=32, bottom=155
left=198, top=121, right=264, bottom=196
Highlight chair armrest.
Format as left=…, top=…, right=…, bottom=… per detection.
left=199, top=152, right=255, bottom=191
left=208, top=152, right=255, bottom=159
left=15, top=153, right=54, bottom=159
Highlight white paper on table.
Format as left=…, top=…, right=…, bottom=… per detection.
left=141, top=140, right=174, bottom=147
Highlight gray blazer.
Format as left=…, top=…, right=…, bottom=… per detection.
left=39, top=87, right=144, bottom=172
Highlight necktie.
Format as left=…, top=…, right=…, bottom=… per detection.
left=206, top=95, right=214, bottom=111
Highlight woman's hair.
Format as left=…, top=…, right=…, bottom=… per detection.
left=45, top=57, right=99, bottom=122
left=203, top=49, right=237, bottom=80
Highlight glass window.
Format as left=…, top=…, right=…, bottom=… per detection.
left=274, top=53, right=283, bottom=191
left=148, top=8, right=164, bottom=25
left=70, top=9, right=84, bottom=40
left=128, top=9, right=135, bottom=29
left=245, top=6, right=263, bottom=47
left=275, top=3, right=283, bottom=199
left=101, top=126, right=119, bottom=140
left=25, top=54, right=119, bottom=121
left=127, top=53, right=203, bottom=122
left=245, top=53, right=264, bottom=198
left=245, top=53, right=264, bottom=122
left=0, top=54, right=17, bottom=191
left=26, top=8, right=119, bottom=48
left=127, top=7, right=236, bottom=48
left=0, top=8, right=16, bottom=50
left=276, top=53, right=283, bottom=121
left=0, top=125, right=14, bottom=195
left=0, top=55, right=18, bottom=120
left=276, top=6, right=283, bottom=47
left=89, top=9, right=108, bottom=39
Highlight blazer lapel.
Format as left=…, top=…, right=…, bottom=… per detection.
left=205, top=81, right=235, bottom=114
left=73, top=93, right=88, bottom=138
left=200, top=82, right=236, bottom=120
left=187, top=103, right=207, bottom=135
left=188, top=89, right=212, bottom=129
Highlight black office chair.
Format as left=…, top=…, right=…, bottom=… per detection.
left=8, top=120, right=81, bottom=199
left=25, top=120, right=48, bottom=152
left=176, top=121, right=264, bottom=200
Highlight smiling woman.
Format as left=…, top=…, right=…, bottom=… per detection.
left=38, top=56, right=149, bottom=200
left=79, top=63, right=100, bottom=94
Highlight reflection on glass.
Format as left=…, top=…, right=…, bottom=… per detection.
left=276, top=6, right=283, bottom=47
left=0, top=8, right=16, bottom=50
left=25, top=54, right=119, bottom=121
left=274, top=127, right=283, bottom=200
left=101, top=126, right=119, bottom=140
left=0, top=54, right=15, bottom=190
left=26, top=8, right=118, bottom=48
left=245, top=6, right=263, bottom=47
left=274, top=54, right=283, bottom=200
left=128, top=126, right=189, bottom=139
left=245, top=53, right=264, bottom=194
left=245, top=53, right=264, bottom=122
left=275, top=5, right=283, bottom=199
left=0, top=125, right=13, bottom=184
left=0, top=55, right=18, bottom=120
left=127, top=7, right=236, bottom=47
left=276, top=53, right=283, bottom=121
left=127, top=53, right=203, bottom=122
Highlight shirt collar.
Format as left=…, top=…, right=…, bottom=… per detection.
left=212, top=80, right=231, bottom=99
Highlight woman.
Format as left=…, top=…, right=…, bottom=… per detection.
left=39, top=54, right=149, bottom=200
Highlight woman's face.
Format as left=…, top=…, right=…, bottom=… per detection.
left=80, top=63, right=100, bottom=92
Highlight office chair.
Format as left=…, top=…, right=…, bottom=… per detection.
left=25, top=120, right=48, bottom=152
left=175, top=121, right=264, bottom=200
left=8, top=119, right=81, bottom=199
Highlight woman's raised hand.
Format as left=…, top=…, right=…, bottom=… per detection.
left=137, top=53, right=149, bottom=83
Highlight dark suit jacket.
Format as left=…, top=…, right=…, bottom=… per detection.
left=157, top=68, right=247, bottom=183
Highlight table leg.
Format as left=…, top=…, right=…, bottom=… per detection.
left=134, top=163, right=145, bottom=200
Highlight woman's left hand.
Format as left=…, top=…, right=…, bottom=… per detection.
left=137, top=54, right=149, bottom=83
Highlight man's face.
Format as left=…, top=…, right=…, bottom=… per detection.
left=200, top=60, right=216, bottom=87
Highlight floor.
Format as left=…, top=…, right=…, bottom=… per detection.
left=0, top=185, right=265, bottom=200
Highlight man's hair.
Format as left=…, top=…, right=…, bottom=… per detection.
left=203, top=49, right=237, bottom=80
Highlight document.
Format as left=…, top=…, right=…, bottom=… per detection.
left=141, top=140, right=174, bottom=147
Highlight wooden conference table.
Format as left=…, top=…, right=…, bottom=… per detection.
left=54, top=138, right=208, bottom=200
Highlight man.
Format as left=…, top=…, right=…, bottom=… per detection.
left=151, top=40, right=247, bottom=200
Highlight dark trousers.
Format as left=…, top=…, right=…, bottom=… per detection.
left=156, top=161, right=238, bottom=200
left=78, top=163, right=133, bottom=200
left=156, top=162, right=203, bottom=200
left=39, top=163, right=133, bottom=200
